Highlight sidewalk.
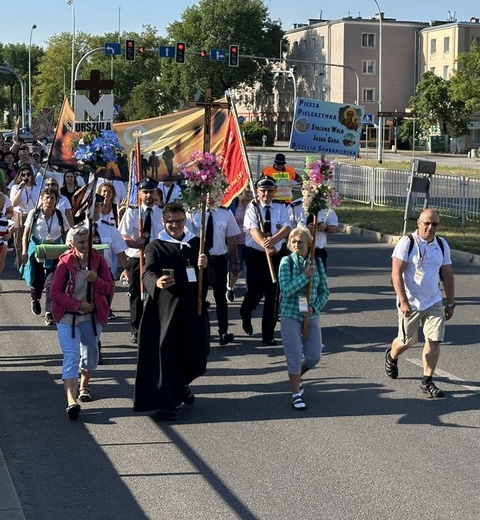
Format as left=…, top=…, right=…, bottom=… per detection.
left=0, top=452, right=25, bottom=519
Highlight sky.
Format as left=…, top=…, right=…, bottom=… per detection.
left=1, top=0, right=479, bottom=46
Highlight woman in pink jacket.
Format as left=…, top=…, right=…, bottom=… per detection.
left=50, top=225, right=113, bottom=420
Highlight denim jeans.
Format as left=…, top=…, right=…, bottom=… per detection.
left=57, top=320, right=102, bottom=379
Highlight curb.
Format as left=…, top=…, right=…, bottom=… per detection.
left=0, top=450, right=26, bottom=520
left=338, top=223, right=480, bottom=265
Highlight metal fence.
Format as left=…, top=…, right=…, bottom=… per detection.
left=251, top=154, right=480, bottom=224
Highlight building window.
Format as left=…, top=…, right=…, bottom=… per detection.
left=444, top=36, right=450, bottom=53
left=293, top=41, right=299, bottom=52
left=311, top=37, right=316, bottom=50
left=430, top=39, right=436, bottom=54
left=443, top=65, right=449, bottom=79
left=301, top=39, right=307, bottom=52
left=362, top=88, right=375, bottom=102
left=362, top=60, right=376, bottom=74
left=318, top=36, right=325, bottom=50
left=471, top=129, right=480, bottom=145
left=430, top=66, right=436, bottom=74
left=362, top=33, right=376, bottom=48
left=472, top=37, right=480, bottom=47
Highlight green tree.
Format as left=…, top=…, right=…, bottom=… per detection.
left=450, top=41, right=480, bottom=114
left=163, top=0, right=285, bottom=103
left=0, top=42, right=44, bottom=123
left=402, top=71, right=469, bottom=147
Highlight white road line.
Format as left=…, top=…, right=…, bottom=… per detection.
left=407, top=358, right=480, bottom=392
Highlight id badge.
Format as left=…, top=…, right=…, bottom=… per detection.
left=414, top=268, right=424, bottom=285
left=186, top=267, right=197, bottom=282
left=299, top=297, right=309, bottom=313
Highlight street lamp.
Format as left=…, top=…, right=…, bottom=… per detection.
left=373, top=0, right=383, bottom=163
left=66, top=0, right=76, bottom=106
left=28, top=24, right=37, bottom=128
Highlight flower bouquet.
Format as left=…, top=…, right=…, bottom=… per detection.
left=179, top=150, right=228, bottom=211
left=302, top=157, right=340, bottom=216
left=72, top=129, right=124, bottom=172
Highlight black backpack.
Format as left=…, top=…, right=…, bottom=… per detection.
left=406, top=234, right=445, bottom=280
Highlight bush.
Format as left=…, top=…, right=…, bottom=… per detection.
left=241, top=122, right=274, bottom=146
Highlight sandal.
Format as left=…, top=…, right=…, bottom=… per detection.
left=292, top=393, right=306, bottom=411
left=66, top=403, right=81, bottom=420
left=78, top=387, right=93, bottom=402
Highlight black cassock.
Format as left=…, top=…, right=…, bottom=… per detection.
left=133, top=235, right=210, bottom=412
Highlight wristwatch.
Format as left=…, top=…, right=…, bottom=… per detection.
left=446, top=302, right=456, bottom=309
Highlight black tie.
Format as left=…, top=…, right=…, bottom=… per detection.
left=205, top=210, right=214, bottom=251
left=264, top=205, right=271, bottom=236
left=92, top=222, right=101, bottom=244
left=143, top=207, right=152, bottom=244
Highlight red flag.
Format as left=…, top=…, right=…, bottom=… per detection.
left=220, top=114, right=248, bottom=207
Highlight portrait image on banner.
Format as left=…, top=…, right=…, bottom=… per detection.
left=289, top=98, right=364, bottom=157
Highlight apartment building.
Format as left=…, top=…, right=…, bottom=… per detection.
left=235, top=13, right=427, bottom=143
left=419, top=17, right=480, bottom=151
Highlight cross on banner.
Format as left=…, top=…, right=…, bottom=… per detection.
left=75, top=69, right=114, bottom=104
left=187, top=87, right=228, bottom=152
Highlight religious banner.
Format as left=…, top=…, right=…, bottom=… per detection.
left=49, top=98, right=230, bottom=178
left=48, top=97, right=83, bottom=169
left=289, top=98, right=364, bottom=157
left=31, top=108, right=54, bottom=141
left=220, top=114, right=249, bottom=207
left=114, top=101, right=229, bottom=180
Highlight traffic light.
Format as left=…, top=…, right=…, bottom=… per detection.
left=125, top=39, right=135, bottom=61
left=199, top=50, right=207, bottom=58
left=138, top=46, right=146, bottom=55
left=229, top=44, right=239, bottom=67
left=175, top=42, right=186, bottom=64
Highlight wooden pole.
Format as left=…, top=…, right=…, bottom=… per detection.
left=197, top=198, right=206, bottom=315
left=302, top=214, right=318, bottom=338
left=134, top=136, right=146, bottom=300
left=226, top=92, right=277, bottom=283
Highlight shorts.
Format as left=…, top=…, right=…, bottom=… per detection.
left=396, top=301, right=445, bottom=346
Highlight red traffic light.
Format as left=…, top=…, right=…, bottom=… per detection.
left=175, top=42, right=186, bottom=64
left=125, top=39, right=135, bottom=61
left=229, top=44, right=239, bottom=67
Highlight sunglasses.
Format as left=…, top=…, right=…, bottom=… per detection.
left=20, top=172, right=32, bottom=177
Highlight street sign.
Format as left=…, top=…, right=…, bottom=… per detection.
left=113, top=104, right=120, bottom=117
left=210, top=49, right=226, bottom=61
left=104, top=42, right=121, bottom=56
left=362, top=114, right=374, bottom=125
left=159, top=46, right=175, bottom=58
left=378, top=111, right=414, bottom=118
left=238, top=116, right=246, bottom=123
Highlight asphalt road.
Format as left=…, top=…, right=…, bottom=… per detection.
left=0, top=232, right=479, bottom=520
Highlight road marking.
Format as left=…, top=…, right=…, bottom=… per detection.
left=407, top=358, right=480, bottom=392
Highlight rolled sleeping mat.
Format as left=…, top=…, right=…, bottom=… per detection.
left=34, top=243, right=108, bottom=261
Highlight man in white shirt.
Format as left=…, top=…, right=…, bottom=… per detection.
left=187, top=194, right=240, bottom=345
left=118, top=178, right=163, bottom=343
left=386, top=209, right=455, bottom=398
left=240, top=176, right=291, bottom=345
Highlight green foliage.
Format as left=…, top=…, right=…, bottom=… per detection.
left=405, top=71, right=470, bottom=141
left=165, top=0, right=285, bottom=101
left=2, top=4, right=285, bottom=122
left=241, top=121, right=273, bottom=145
left=450, top=41, right=480, bottom=114
left=0, top=42, right=44, bottom=119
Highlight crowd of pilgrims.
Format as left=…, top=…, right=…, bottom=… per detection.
left=0, top=141, right=336, bottom=420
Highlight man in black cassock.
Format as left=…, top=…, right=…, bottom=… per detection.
left=133, top=202, right=210, bottom=419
